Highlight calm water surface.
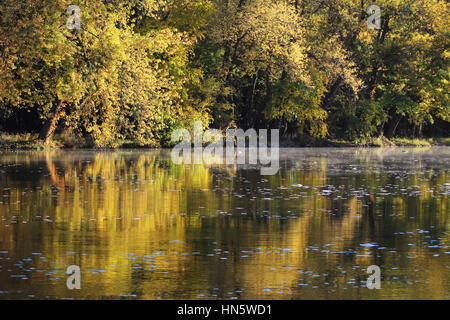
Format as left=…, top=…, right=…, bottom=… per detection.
left=0, top=148, right=449, bottom=299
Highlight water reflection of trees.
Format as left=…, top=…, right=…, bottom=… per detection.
left=0, top=149, right=448, bottom=299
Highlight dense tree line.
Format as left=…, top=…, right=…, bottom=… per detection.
left=0, top=0, right=448, bottom=147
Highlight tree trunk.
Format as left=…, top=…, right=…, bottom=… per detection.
left=366, top=15, right=390, bottom=100
left=385, top=114, right=402, bottom=138
left=263, top=70, right=272, bottom=128
left=321, top=76, right=343, bottom=110
left=39, top=100, right=63, bottom=143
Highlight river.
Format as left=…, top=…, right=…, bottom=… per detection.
left=0, top=148, right=448, bottom=299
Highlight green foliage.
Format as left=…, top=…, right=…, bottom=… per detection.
left=0, top=0, right=448, bottom=146
left=266, top=72, right=328, bottom=137
left=0, top=0, right=212, bottom=146
left=329, top=99, right=387, bottom=140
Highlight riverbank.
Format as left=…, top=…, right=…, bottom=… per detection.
left=282, top=136, right=450, bottom=147
left=1, top=132, right=449, bottom=150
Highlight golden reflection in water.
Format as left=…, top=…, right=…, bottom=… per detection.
left=0, top=149, right=448, bottom=299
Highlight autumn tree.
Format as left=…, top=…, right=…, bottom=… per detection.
left=0, top=0, right=211, bottom=146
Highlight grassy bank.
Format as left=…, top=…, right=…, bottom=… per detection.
left=0, top=133, right=49, bottom=150
left=280, top=136, right=450, bottom=148
left=0, top=132, right=158, bottom=150
left=1, top=132, right=449, bottom=150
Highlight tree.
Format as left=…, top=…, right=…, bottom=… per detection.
left=0, top=0, right=210, bottom=146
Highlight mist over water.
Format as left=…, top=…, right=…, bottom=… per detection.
left=0, top=148, right=448, bottom=299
